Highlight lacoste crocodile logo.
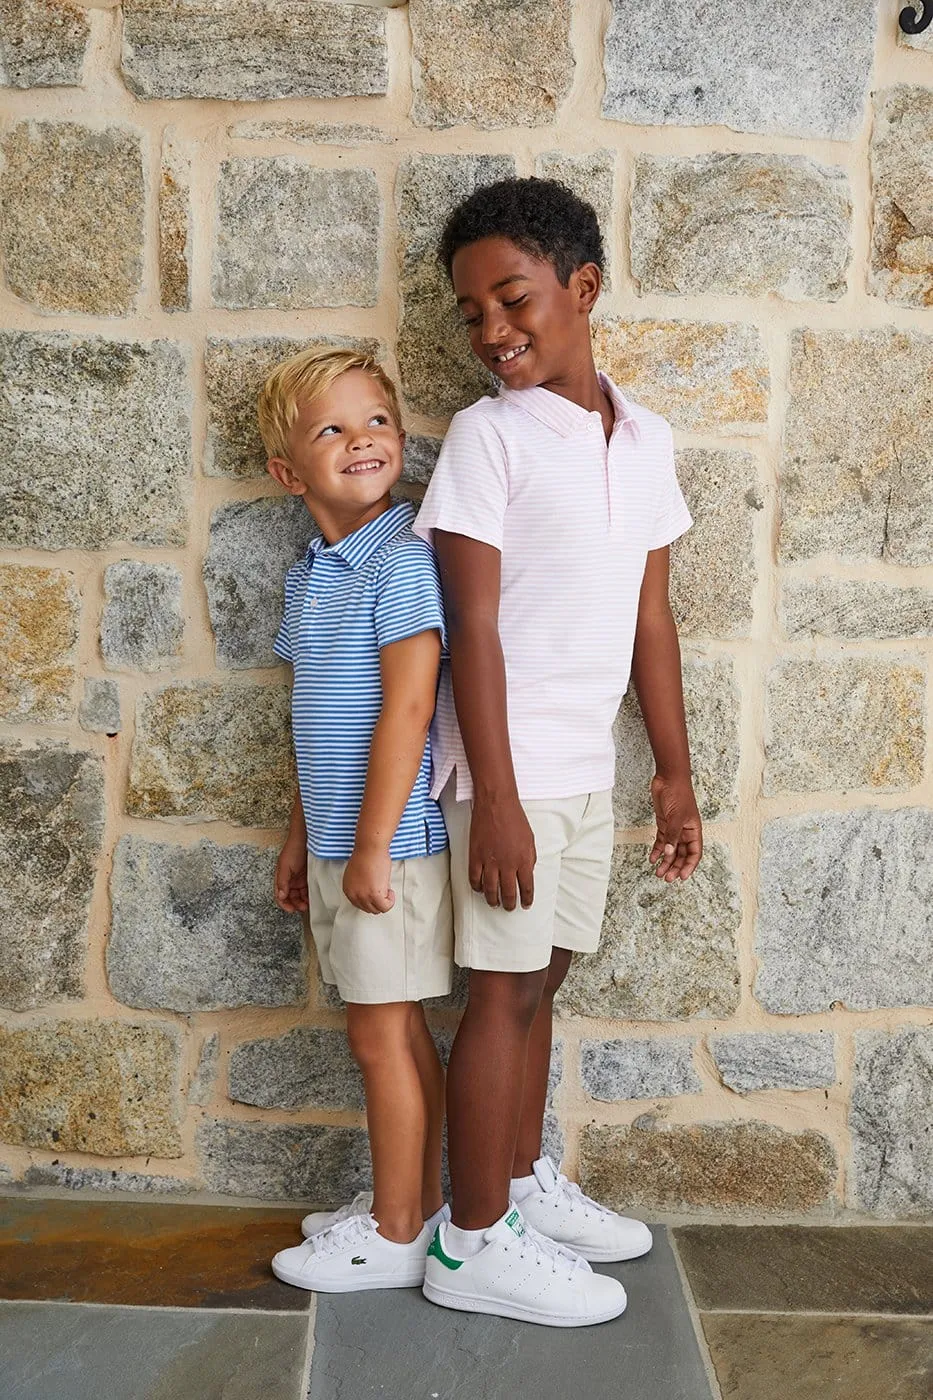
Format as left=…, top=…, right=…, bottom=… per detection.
left=351, top=1256, right=366, bottom=1265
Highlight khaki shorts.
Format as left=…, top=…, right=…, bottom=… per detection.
left=307, top=850, right=454, bottom=1004
left=440, top=784, right=614, bottom=973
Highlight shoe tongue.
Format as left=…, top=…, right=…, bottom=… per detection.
left=484, top=1206, right=527, bottom=1246
left=532, top=1155, right=559, bottom=1192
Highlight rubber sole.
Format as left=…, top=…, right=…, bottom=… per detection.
left=271, top=1258, right=425, bottom=1293
left=422, top=1278, right=627, bottom=1328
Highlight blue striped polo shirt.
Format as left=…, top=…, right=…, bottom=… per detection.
left=273, top=500, right=448, bottom=861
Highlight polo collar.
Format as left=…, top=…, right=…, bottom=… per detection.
left=497, top=372, right=641, bottom=442
left=306, top=500, right=415, bottom=570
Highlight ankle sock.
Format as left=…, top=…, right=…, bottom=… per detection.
left=424, top=1204, right=447, bottom=1234
left=509, top=1173, right=538, bottom=1203
left=445, top=1221, right=487, bottom=1259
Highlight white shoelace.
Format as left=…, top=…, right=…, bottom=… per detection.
left=550, top=1173, right=614, bottom=1221
left=323, top=1191, right=373, bottom=1229
left=508, top=1225, right=586, bottom=1280
left=522, top=1220, right=588, bottom=1268
left=308, top=1212, right=377, bottom=1258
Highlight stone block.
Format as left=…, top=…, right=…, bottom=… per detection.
left=127, top=682, right=293, bottom=827
left=613, top=657, right=740, bottom=825
left=410, top=0, right=572, bottom=129
left=0, top=120, right=144, bottom=314
left=870, top=87, right=933, bottom=308
left=782, top=579, right=933, bottom=641
left=229, top=1028, right=364, bottom=1111
left=592, top=319, right=768, bottom=435
left=602, top=0, right=876, bottom=139
left=0, top=745, right=103, bottom=1011
left=22, top=1163, right=197, bottom=1194
left=581, top=1038, right=701, bottom=1101
left=402, top=434, right=442, bottom=486
left=780, top=329, right=933, bottom=566
left=204, top=497, right=314, bottom=669
left=0, top=565, right=78, bottom=723
left=0, top=1018, right=182, bottom=1156
left=79, top=679, right=121, bottom=734
left=101, top=561, right=184, bottom=672
left=710, top=1033, right=836, bottom=1095
left=580, top=1119, right=836, bottom=1213
left=536, top=150, right=615, bottom=286
left=121, top=0, right=388, bottom=101
left=189, top=1032, right=219, bottom=1107
left=899, top=18, right=933, bottom=51
left=560, top=843, right=741, bottom=1021
left=229, top=120, right=390, bottom=146
left=671, top=451, right=759, bottom=639
left=755, top=808, right=933, bottom=1013
left=0, top=332, right=190, bottom=550
left=198, top=1118, right=371, bottom=1202
left=850, top=1027, right=933, bottom=1217
left=0, top=0, right=91, bottom=87
left=396, top=153, right=515, bottom=419
left=159, top=127, right=190, bottom=312
left=212, top=160, right=379, bottom=310
left=631, top=154, right=850, bottom=301
left=765, top=658, right=924, bottom=793
left=204, top=335, right=380, bottom=479
left=108, top=838, right=307, bottom=1012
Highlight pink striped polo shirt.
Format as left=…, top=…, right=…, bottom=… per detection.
left=413, top=373, right=692, bottom=802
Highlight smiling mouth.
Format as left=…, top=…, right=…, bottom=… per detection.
left=342, top=459, right=385, bottom=476
left=491, top=344, right=530, bottom=365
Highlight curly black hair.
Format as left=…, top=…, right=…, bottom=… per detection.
left=438, top=176, right=605, bottom=287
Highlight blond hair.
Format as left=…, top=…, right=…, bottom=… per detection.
left=257, top=345, right=402, bottom=459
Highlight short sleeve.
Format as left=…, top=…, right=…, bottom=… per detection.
left=412, top=406, right=508, bottom=552
left=374, top=539, right=447, bottom=651
left=647, top=424, right=692, bottom=551
left=272, top=566, right=300, bottom=662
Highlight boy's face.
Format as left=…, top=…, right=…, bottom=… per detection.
left=268, top=369, right=404, bottom=532
left=451, top=236, right=600, bottom=391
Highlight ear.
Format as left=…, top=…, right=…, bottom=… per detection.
left=267, top=455, right=306, bottom=496
left=397, top=427, right=407, bottom=452
left=572, top=262, right=602, bottom=314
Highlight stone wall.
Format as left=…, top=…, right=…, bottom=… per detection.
left=0, top=0, right=931, bottom=1219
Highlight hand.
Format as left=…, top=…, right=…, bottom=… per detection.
left=649, top=775, right=703, bottom=882
left=469, top=794, right=537, bottom=910
left=274, top=833, right=309, bottom=912
left=343, top=847, right=395, bottom=915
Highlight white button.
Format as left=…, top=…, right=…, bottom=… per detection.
left=310, top=597, right=318, bottom=608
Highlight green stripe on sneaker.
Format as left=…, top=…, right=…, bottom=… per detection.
left=427, top=1227, right=464, bottom=1270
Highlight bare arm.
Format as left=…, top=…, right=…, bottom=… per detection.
left=274, top=789, right=309, bottom=913
left=435, top=530, right=536, bottom=910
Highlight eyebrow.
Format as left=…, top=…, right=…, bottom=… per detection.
left=303, top=401, right=391, bottom=431
left=456, top=273, right=530, bottom=306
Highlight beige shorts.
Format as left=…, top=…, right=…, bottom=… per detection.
left=307, top=850, right=454, bottom=1004
left=440, top=784, right=614, bottom=973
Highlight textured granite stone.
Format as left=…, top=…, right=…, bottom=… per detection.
left=614, top=657, right=740, bottom=825
left=127, top=683, right=293, bottom=827
left=851, top=1027, right=933, bottom=1217
left=78, top=679, right=120, bottom=734
left=581, top=1118, right=836, bottom=1213
left=158, top=127, right=190, bottom=312
left=535, top=151, right=615, bottom=281
left=756, top=808, right=933, bottom=1013
left=592, top=319, right=768, bottom=435
left=229, top=1028, right=364, bottom=1111
left=560, top=843, right=741, bottom=1021
left=0, top=0, right=91, bottom=87
left=396, top=153, right=514, bottom=418
left=213, top=159, right=379, bottom=310
left=765, top=658, right=924, bottom=793
left=204, top=335, right=380, bottom=479
left=0, top=332, right=190, bottom=550
left=121, top=0, right=388, bottom=101
left=782, top=579, right=933, bottom=640
left=0, top=1018, right=182, bottom=1156
left=710, top=1033, right=836, bottom=1095
left=899, top=15, right=933, bottom=51
left=229, top=120, right=391, bottom=145
left=602, top=0, right=876, bottom=139
left=870, top=86, right=933, bottom=308
left=188, top=1032, right=219, bottom=1107
left=0, top=745, right=103, bottom=1011
left=204, top=497, right=314, bottom=668
left=410, top=0, right=572, bottom=129
left=402, top=434, right=442, bottom=486
left=631, top=153, right=851, bottom=300
left=0, top=120, right=143, bottom=314
left=108, top=838, right=307, bottom=1012
left=581, top=1038, right=701, bottom=1102
left=670, top=451, right=759, bottom=638
left=0, top=566, right=78, bottom=723
left=780, top=329, right=933, bottom=566
left=101, top=561, right=183, bottom=672
left=198, top=1118, right=371, bottom=1201
left=22, top=1162, right=197, bottom=1194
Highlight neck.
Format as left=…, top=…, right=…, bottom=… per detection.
left=311, top=492, right=393, bottom=547
left=537, top=346, right=605, bottom=414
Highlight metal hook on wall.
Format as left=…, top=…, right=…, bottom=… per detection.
left=899, top=2, right=933, bottom=34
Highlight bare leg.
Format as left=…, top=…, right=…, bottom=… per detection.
left=445, top=967, right=549, bottom=1229
left=346, top=1001, right=426, bottom=1244
left=511, top=946, right=572, bottom=1178
left=408, top=1002, right=446, bottom=1219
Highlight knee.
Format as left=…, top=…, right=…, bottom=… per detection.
left=542, top=947, right=573, bottom=1000
left=467, top=968, right=548, bottom=1030
left=346, top=1007, right=407, bottom=1071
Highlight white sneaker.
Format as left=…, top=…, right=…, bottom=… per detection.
left=517, top=1156, right=653, bottom=1263
left=272, top=1212, right=430, bottom=1293
left=422, top=1206, right=627, bottom=1327
left=300, top=1194, right=451, bottom=1239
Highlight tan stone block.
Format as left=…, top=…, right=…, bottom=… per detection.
left=870, top=87, right=933, bottom=309
left=0, top=0, right=91, bottom=88
left=535, top=150, right=614, bottom=286
left=0, top=566, right=78, bottom=723
left=671, top=450, right=759, bottom=638
left=158, top=127, right=190, bottom=312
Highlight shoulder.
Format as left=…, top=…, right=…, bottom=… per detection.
left=375, top=527, right=440, bottom=582
left=283, top=554, right=312, bottom=591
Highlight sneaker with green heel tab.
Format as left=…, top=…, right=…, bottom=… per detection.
left=422, top=1206, right=627, bottom=1327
